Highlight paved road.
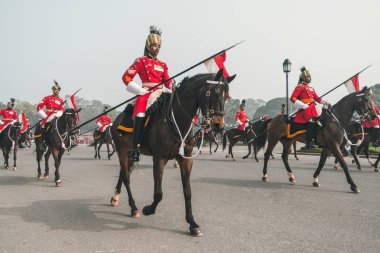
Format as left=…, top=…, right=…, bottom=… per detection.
left=1, top=145, right=380, bottom=253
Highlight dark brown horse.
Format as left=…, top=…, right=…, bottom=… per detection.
left=0, top=122, right=21, bottom=170
left=335, top=122, right=380, bottom=172
left=110, top=69, right=235, bottom=236
left=92, top=126, right=115, bottom=160
left=194, top=123, right=220, bottom=154
left=222, top=119, right=280, bottom=161
left=34, top=108, right=79, bottom=186
left=256, top=87, right=376, bottom=193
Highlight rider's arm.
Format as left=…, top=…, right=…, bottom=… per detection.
left=122, top=59, right=148, bottom=95
left=37, top=97, right=48, bottom=118
left=161, top=62, right=173, bottom=89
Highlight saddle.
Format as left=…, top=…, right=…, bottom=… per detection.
left=116, top=92, right=171, bottom=134
left=286, top=117, right=308, bottom=138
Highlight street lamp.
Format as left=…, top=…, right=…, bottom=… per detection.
left=283, top=59, right=292, bottom=115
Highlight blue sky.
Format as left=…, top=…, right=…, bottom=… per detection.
left=1, top=0, right=379, bottom=106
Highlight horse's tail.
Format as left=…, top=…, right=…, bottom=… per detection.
left=223, top=131, right=228, bottom=151
left=255, top=119, right=271, bottom=151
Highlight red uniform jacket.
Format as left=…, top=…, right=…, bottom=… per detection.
left=362, top=101, right=380, bottom=128
left=37, top=95, right=64, bottom=113
left=290, top=83, right=321, bottom=123
left=235, top=110, right=248, bottom=131
left=96, top=115, right=112, bottom=132
left=0, top=108, right=18, bottom=132
left=122, top=56, right=173, bottom=116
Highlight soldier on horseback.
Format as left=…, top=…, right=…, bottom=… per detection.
left=95, top=106, right=113, bottom=139
left=290, top=66, right=329, bottom=148
left=0, top=98, right=18, bottom=134
left=235, top=99, right=248, bottom=142
left=122, top=25, right=173, bottom=162
left=362, top=101, right=380, bottom=147
left=36, top=81, right=65, bottom=150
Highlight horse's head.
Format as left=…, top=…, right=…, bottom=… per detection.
left=63, top=108, right=81, bottom=132
left=353, top=86, right=377, bottom=120
left=198, top=69, right=236, bottom=128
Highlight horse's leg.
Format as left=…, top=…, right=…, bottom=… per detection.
left=280, top=139, right=295, bottom=184
left=2, top=147, right=9, bottom=169
left=36, top=147, right=43, bottom=178
left=44, top=148, right=51, bottom=178
left=350, top=146, right=362, bottom=170
left=229, top=139, right=236, bottom=161
left=12, top=144, right=17, bottom=171
left=142, top=157, right=168, bottom=216
left=97, top=143, right=102, bottom=159
left=109, top=143, right=116, bottom=158
left=117, top=150, right=139, bottom=217
left=331, top=145, right=360, bottom=193
left=176, top=156, right=202, bottom=237
left=106, top=143, right=111, bottom=160
left=243, top=142, right=252, bottom=160
left=262, top=138, right=279, bottom=182
left=364, top=143, right=373, bottom=165
left=52, top=148, right=63, bottom=186
left=94, top=142, right=97, bottom=159
left=334, top=157, right=340, bottom=170
left=209, top=140, right=212, bottom=154
left=213, top=139, right=219, bottom=153
left=253, top=143, right=259, bottom=162
left=293, top=141, right=299, bottom=160
left=312, top=148, right=330, bottom=187
left=111, top=167, right=124, bottom=207
left=373, top=152, right=380, bottom=172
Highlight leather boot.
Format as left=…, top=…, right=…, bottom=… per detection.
left=306, top=122, right=317, bottom=149
left=130, top=116, right=146, bottom=162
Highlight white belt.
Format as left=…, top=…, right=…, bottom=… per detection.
left=142, top=82, right=160, bottom=88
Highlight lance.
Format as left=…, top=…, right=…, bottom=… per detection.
left=77, top=127, right=98, bottom=136
left=29, top=88, right=82, bottom=130
left=248, top=65, right=372, bottom=143
left=70, top=40, right=245, bottom=134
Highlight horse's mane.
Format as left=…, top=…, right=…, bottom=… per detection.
left=176, top=73, right=214, bottom=92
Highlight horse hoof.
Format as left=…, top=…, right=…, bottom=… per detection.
left=351, top=160, right=355, bottom=164
left=131, top=210, right=141, bottom=218
left=243, top=156, right=247, bottom=159
left=38, top=175, right=43, bottom=179
left=225, top=155, right=229, bottom=158
left=44, top=174, right=49, bottom=179
left=296, top=158, right=299, bottom=161
left=262, top=176, right=268, bottom=182
left=13, top=167, right=17, bottom=171
left=189, top=227, right=203, bottom=237
left=357, top=166, right=362, bottom=170
left=334, top=165, right=339, bottom=170
left=232, top=158, right=236, bottom=161
left=55, top=180, right=62, bottom=187
left=289, top=177, right=296, bottom=184
left=374, top=168, right=379, bottom=172
left=142, top=206, right=155, bottom=216
left=312, top=182, right=320, bottom=187
left=110, top=197, right=119, bottom=207
left=350, top=186, right=360, bottom=193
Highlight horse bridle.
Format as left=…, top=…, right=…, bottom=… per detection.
left=203, top=80, right=227, bottom=118
left=54, top=110, right=77, bottom=149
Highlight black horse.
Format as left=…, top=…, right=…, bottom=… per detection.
left=93, top=126, right=115, bottom=160
left=222, top=119, right=278, bottom=161
left=194, top=122, right=220, bottom=154
left=110, top=69, right=235, bottom=236
left=0, top=122, right=21, bottom=170
left=34, top=108, right=79, bottom=186
left=257, top=87, right=376, bottom=193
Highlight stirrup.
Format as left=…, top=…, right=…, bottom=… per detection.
left=129, top=150, right=140, bottom=162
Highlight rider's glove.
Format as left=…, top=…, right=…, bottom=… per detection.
left=126, top=81, right=149, bottom=96
left=38, top=110, right=47, bottom=118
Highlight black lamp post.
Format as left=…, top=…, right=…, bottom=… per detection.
left=283, top=59, right=292, bottom=115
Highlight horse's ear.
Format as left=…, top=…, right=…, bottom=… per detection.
left=214, top=69, right=224, bottom=81
left=226, top=74, right=236, bottom=83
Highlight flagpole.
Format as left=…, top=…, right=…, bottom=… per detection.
left=70, top=41, right=245, bottom=134
left=29, top=88, right=82, bottom=130
left=318, top=65, right=372, bottom=100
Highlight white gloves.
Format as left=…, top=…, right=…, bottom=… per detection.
left=162, top=84, right=172, bottom=94
left=236, top=119, right=242, bottom=125
left=126, top=81, right=149, bottom=95
left=56, top=111, right=63, bottom=117
left=97, top=122, right=102, bottom=127
left=0, top=120, right=3, bottom=125
left=293, top=100, right=308, bottom=110
left=38, top=110, right=47, bottom=118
